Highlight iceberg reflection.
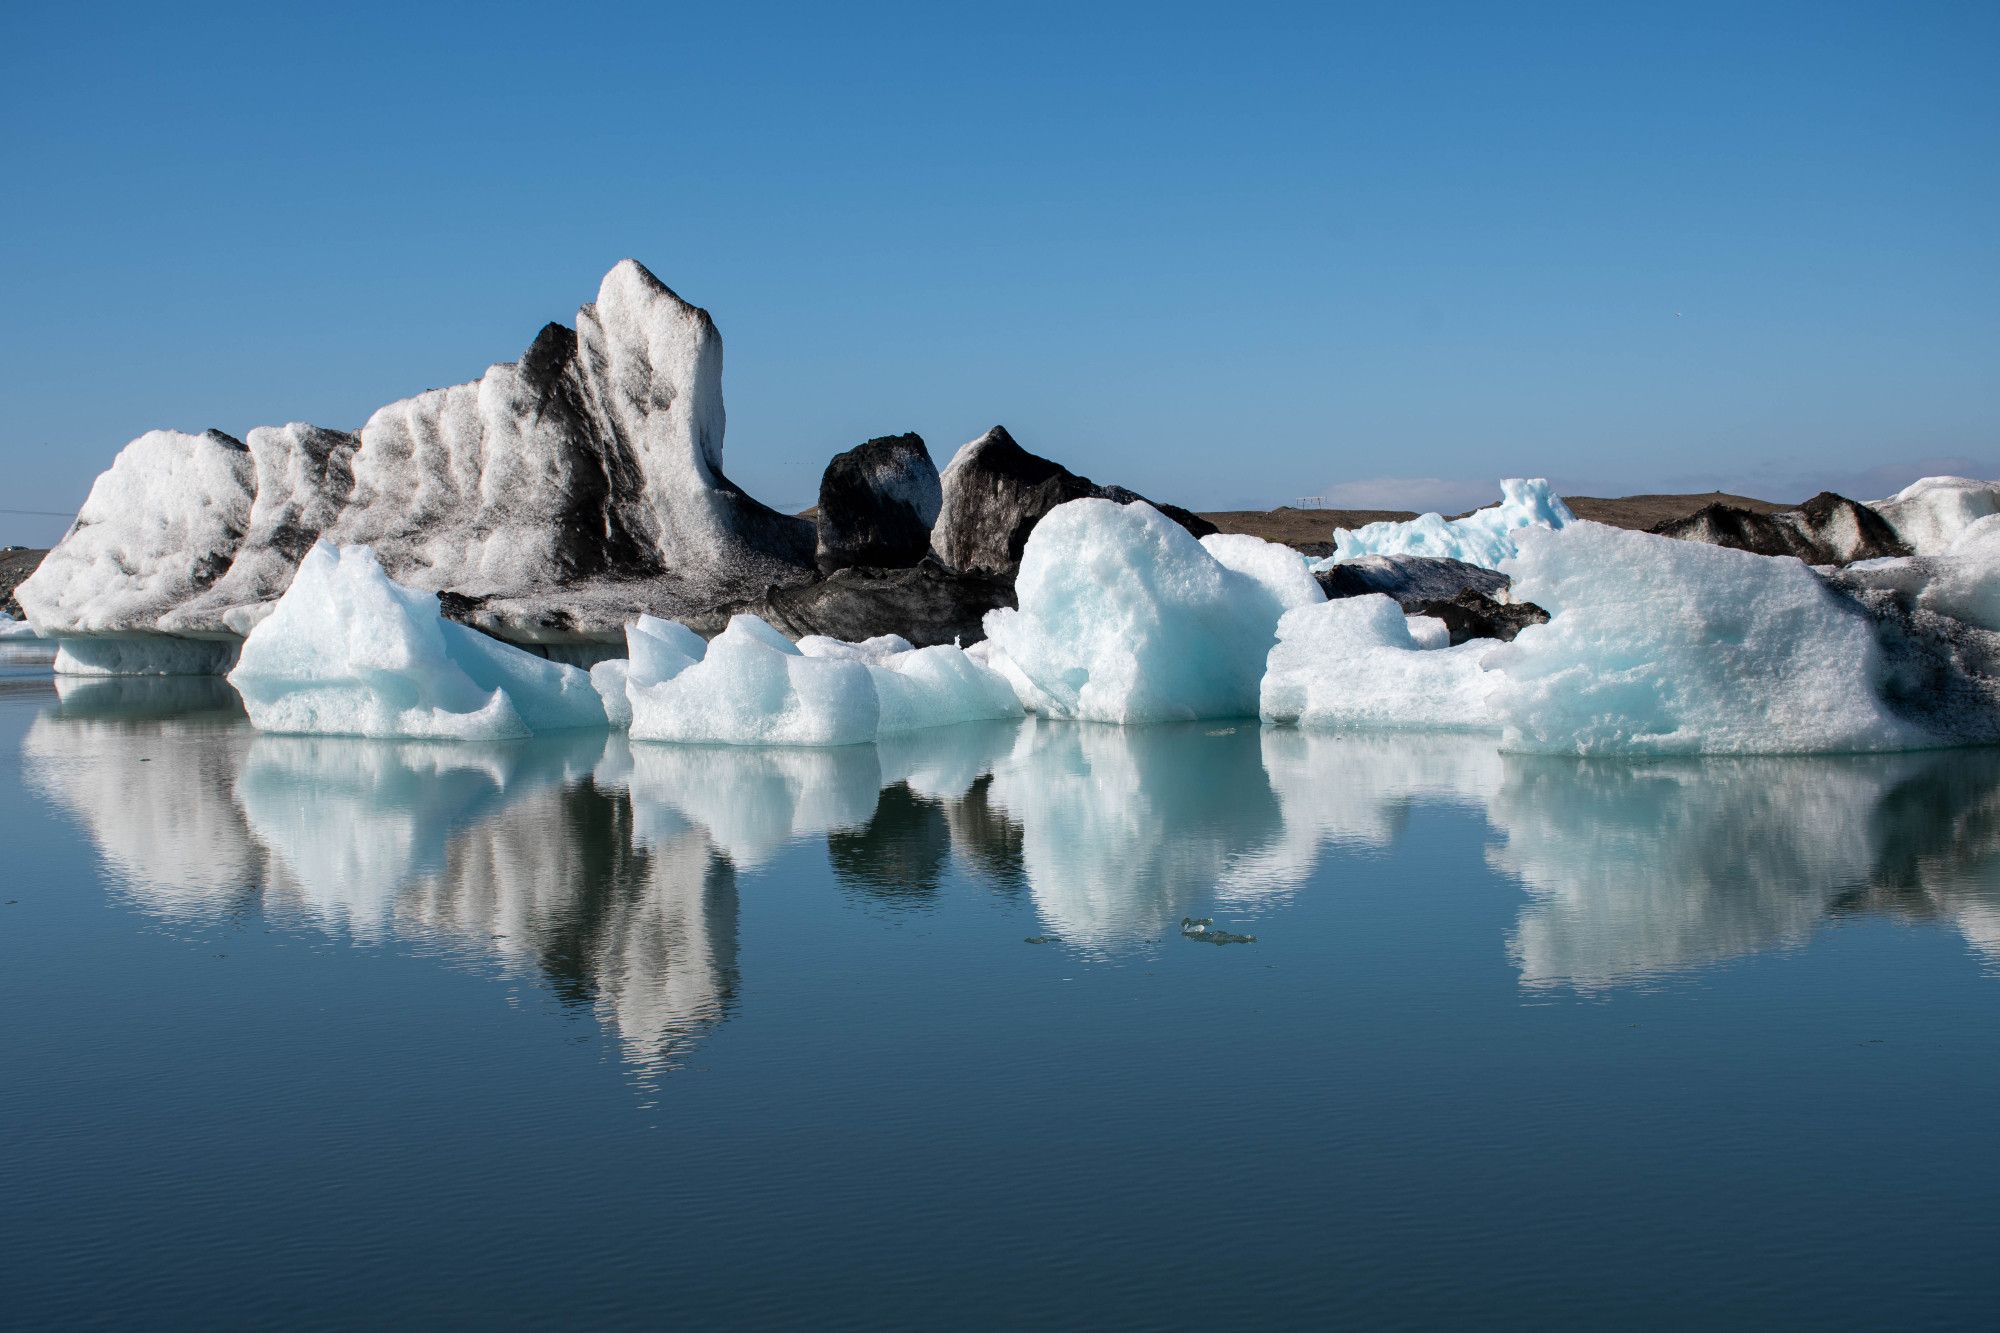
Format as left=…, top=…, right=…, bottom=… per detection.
left=23, top=689, right=2000, bottom=1066
left=1490, top=749, right=2000, bottom=988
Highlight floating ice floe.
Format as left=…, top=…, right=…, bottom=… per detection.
left=1486, top=522, right=1924, bottom=754
left=1261, top=594, right=1499, bottom=731
left=627, top=614, right=878, bottom=747
left=980, top=499, right=1323, bottom=723
left=228, top=542, right=608, bottom=740
left=1319, top=477, right=1575, bottom=570
left=626, top=612, right=1019, bottom=746
left=1868, top=476, right=2000, bottom=557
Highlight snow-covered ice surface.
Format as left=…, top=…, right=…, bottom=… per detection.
left=981, top=499, right=1322, bottom=723
left=227, top=542, right=607, bottom=740
left=21, top=261, right=815, bottom=656
left=1833, top=513, right=2000, bottom=635
left=161, top=423, right=359, bottom=634
left=1261, top=594, right=1499, bottom=731
left=319, top=259, right=812, bottom=635
left=1321, top=477, right=1575, bottom=570
left=16, top=429, right=254, bottom=635
left=1487, top=523, right=1923, bottom=754
left=1868, top=476, right=2000, bottom=557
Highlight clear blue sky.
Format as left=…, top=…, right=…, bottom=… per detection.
left=3, top=0, right=1995, bottom=545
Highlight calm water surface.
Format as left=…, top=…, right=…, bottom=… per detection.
left=4, top=675, right=1999, bottom=1329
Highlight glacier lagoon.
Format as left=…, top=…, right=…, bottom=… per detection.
left=6, top=677, right=2000, bottom=1329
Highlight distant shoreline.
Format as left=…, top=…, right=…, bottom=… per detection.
left=1202, top=491, right=1789, bottom=556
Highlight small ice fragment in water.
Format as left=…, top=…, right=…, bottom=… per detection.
left=1181, top=916, right=1257, bottom=944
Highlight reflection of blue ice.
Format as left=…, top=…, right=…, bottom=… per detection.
left=23, top=687, right=2000, bottom=1043
left=238, top=731, right=607, bottom=931
left=1491, top=750, right=2000, bottom=988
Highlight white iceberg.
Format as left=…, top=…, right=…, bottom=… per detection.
left=587, top=613, right=708, bottom=729
left=980, top=499, right=1323, bottom=724
left=624, top=613, right=1018, bottom=745
left=15, top=428, right=255, bottom=638
left=1868, top=475, right=2000, bottom=557
left=627, top=613, right=882, bottom=746
left=1320, top=477, right=1575, bottom=570
left=866, top=643, right=1023, bottom=735
left=160, top=423, right=359, bottom=634
left=1487, top=522, right=1923, bottom=754
left=1261, top=594, right=1499, bottom=732
left=228, top=541, right=608, bottom=740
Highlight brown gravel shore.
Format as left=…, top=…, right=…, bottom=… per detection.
left=1, top=548, right=47, bottom=618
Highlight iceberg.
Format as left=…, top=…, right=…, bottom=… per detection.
left=1261, top=594, right=1499, bottom=732
left=16, top=428, right=255, bottom=638
left=1827, top=514, right=2000, bottom=635
left=981, top=499, right=1323, bottom=724
left=227, top=542, right=609, bottom=740
left=1320, top=477, right=1575, bottom=570
left=864, top=644, right=1023, bottom=735
left=19, top=261, right=819, bottom=660
left=627, top=614, right=882, bottom=746
left=1868, top=476, right=2000, bottom=557
left=315, top=260, right=815, bottom=635
left=161, top=423, right=360, bottom=634
left=1487, top=523, right=1924, bottom=754
left=625, top=613, right=1018, bottom=745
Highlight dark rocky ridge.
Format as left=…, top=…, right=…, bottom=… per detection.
left=685, top=559, right=1015, bottom=648
left=1652, top=491, right=1908, bottom=566
left=931, top=426, right=1216, bottom=576
left=1311, top=554, right=1546, bottom=646
left=1313, top=554, right=1510, bottom=605
left=814, top=434, right=941, bottom=574
left=1406, top=588, right=1551, bottom=646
